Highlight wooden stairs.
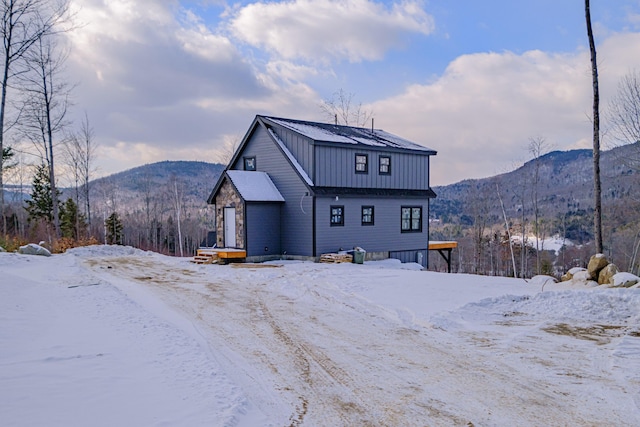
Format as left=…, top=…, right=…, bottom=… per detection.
left=192, top=250, right=218, bottom=264
left=191, top=248, right=247, bottom=265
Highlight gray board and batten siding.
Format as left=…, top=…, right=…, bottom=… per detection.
left=229, top=123, right=314, bottom=257
left=245, top=203, right=281, bottom=257
left=261, top=116, right=436, bottom=190
left=209, top=115, right=438, bottom=266
left=314, top=196, right=430, bottom=256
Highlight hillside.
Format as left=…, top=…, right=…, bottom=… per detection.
left=90, top=160, right=225, bottom=203
left=431, top=142, right=640, bottom=242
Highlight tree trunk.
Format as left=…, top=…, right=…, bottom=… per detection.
left=585, top=0, right=603, bottom=253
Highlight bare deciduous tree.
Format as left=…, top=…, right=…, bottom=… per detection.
left=585, top=0, right=603, bottom=254
left=528, top=136, right=550, bottom=275
left=216, top=134, right=241, bottom=166
left=495, top=179, right=517, bottom=277
left=64, top=112, right=96, bottom=227
left=20, top=30, right=73, bottom=237
left=0, top=0, right=70, bottom=234
left=168, top=174, right=185, bottom=257
left=320, top=89, right=373, bottom=127
left=607, top=70, right=640, bottom=168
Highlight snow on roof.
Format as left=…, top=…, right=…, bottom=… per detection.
left=265, top=117, right=436, bottom=153
left=226, top=170, right=284, bottom=202
left=268, top=128, right=314, bottom=186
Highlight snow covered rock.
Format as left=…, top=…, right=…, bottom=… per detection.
left=598, top=263, right=619, bottom=285
left=561, top=267, right=587, bottom=282
left=587, top=253, right=609, bottom=279
left=529, top=275, right=557, bottom=287
left=571, top=270, right=592, bottom=283
left=0, top=246, right=5, bottom=252
left=18, top=243, right=51, bottom=257
left=611, top=272, right=640, bottom=288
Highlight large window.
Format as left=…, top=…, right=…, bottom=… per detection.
left=243, top=156, right=256, bottom=171
left=355, top=154, right=368, bottom=174
left=401, top=206, right=422, bottom=232
left=330, top=206, right=344, bottom=226
left=361, top=206, right=374, bottom=226
left=379, top=156, right=391, bottom=175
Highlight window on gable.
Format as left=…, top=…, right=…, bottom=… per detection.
left=401, top=206, right=422, bottom=232
left=379, top=156, right=391, bottom=175
left=361, top=206, right=374, bottom=226
left=243, top=157, right=256, bottom=171
left=330, top=206, right=344, bottom=226
left=355, top=154, right=368, bottom=174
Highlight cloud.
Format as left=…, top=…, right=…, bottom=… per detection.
left=63, top=0, right=295, bottom=174
left=371, top=33, right=640, bottom=185
left=55, top=1, right=640, bottom=189
left=229, top=0, right=434, bottom=63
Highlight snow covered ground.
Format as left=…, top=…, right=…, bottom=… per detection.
left=2, top=245, right=640, bottom=426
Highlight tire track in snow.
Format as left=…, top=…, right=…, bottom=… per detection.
left=84, top=256, right=640, bottom=426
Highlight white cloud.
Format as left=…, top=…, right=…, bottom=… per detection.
left=63, top=0, right=278, bottom=175
left=370, top=33, right=640, bottom=185
left=57, top=1, right=640, bottom=189
left=229, top=0, right=434, bottom=63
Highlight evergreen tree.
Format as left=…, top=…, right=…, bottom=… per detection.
left=25, top=164, right=59, bottom=224
left=1, top=146, right=13, bottom=168
left=60, top=198, right=86, bottom=239
left=105, top=212, right=123, bottom=245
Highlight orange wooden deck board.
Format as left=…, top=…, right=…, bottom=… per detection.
left=428, top=241, right=458, bottom=250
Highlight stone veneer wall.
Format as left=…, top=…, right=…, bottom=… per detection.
left=215, top=179, right=245, bottom=249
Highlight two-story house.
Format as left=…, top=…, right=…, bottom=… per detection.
left=207, top=115, right=437, bottom=267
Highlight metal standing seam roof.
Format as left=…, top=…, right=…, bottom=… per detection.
left=263, top=116, right=437, bottom=154
left=225, top=170, right=285, bottom=202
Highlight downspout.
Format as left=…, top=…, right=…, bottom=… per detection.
left=312, top=195, right=317, bottom=257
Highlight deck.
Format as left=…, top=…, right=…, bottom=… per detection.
left=192, top=248, right=247, bottom=264
left=428, top=241, right=458, bottom=273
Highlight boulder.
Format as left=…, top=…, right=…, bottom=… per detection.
left=0, top=246, right=5, bottom=252
left=598, top=263, right=620, bottom=285
left=530, top=275, right=558, bottom=286
left=611, top=272, right=640, bottom=288
left=587, top=254, right=609, bottom=279
left=562, top=267, right=587, bottom=282
left=18, top=243, right=52, bottom=257
left=572, top=270, right=592, bottom=282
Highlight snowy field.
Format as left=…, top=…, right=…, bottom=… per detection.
left=2, top=245, right=640, bottom=426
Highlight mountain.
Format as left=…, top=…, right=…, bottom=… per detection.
left=431, top=142, right=640, bottom=243
left=88, top=161, right=226, bottom=213
left=91, top=161, right=225, bottom=201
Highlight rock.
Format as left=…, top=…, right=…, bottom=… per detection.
left=562, top=267, right=586, bottom=282
left=572, top=270, right=592, bottom=282
left=529, top=275, right=558, bottom=287
left=0, top=246, right=5, bottom=252
left=587, top=254, right=609, bottom=279
left=611, top=272, right=640, bottom=288
left=598, top=263, right=620, bottom=285
left=18, top=243, right=52, bottom=257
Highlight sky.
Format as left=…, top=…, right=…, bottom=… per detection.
left=55, top=0, right=640, bottom=185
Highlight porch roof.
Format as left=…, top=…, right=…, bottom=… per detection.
left=226, top=170, right=285, bottom=202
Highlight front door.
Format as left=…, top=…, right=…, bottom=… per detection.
left=224, top=207, right=236, bottom=248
